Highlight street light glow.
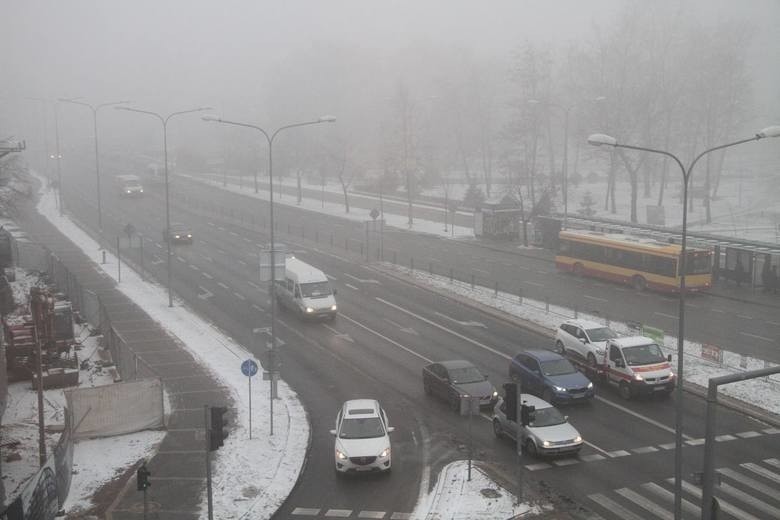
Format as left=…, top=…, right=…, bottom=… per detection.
left=587, top=133, right=617, bottom=147
left=757, top=125, right=780, bottom=138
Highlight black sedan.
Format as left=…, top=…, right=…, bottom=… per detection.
left=422, top=360, right=498, bottom=412
left=163, top=223, right=193, bottom=245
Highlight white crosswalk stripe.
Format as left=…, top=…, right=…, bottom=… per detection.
left=588, top=460, right=780, bottom=520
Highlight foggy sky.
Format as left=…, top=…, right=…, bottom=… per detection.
left=2, top=0, right=779, bottom=163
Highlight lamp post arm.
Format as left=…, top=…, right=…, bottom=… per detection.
left=270, top=119, right=328, bottom=145
left=687, top=135, right=763, bottom=174
left=116, top=107, right=164, bottom=125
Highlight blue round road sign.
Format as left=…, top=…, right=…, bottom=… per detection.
left=241, top=359, right=259, bottom=377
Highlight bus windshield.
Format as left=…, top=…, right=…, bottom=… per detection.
left=686, top=252, right=712, bottom=275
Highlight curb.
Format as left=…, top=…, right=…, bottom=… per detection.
left=366, top=262, right=780, bottom=429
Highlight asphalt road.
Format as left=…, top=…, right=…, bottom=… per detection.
left=59, top=169, right=780, bottom=519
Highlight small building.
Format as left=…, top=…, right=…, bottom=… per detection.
left=474, top=194, right=522, bottom=240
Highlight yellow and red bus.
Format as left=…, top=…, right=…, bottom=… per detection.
left=555, top=230, right=713, bottom=292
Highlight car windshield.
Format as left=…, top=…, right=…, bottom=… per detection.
left=448, top=366, right=484, bottom=384
left=540, top=359, right=576, bottom=376
left=528, top=406, right=566, bottom=427
left=339, top=417, right=385, bottom=439
left=300, top=281, right=331, bottom=298
left=586, top=327, right=617, bottom=342
left=623, top=343, right=666, bottom=365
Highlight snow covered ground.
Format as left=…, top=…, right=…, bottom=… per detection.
left=11, top=166, right=778, bottom=519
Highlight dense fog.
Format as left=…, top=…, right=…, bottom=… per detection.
left=2, top=0, right=779, bottom=218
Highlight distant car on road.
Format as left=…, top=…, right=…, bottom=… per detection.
left=163, top=223, right=193, bottom=245
left=492, top=394, right=583, bottom=457
left=330, top=399, right=394, bottom=475
left=422, top=360, right=498, bottom=412
left=555, top=319, right=618, bottom=366
left=509, top=350, right=594, bottom=404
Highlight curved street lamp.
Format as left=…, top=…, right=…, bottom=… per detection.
left=202, top=114, right=336, bottom=435
left=115, top=106, right=213, bottom=307
left=59, top=98, right=130, bottom=232
left=588, top=124, right=780, bottom=520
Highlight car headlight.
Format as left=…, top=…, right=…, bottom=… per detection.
left=187, top=234, right=192, bottom=238
left=542, top=440, right=552, bottom=447
left=174, top=234, right=181, bottom=239
left=492, top=390, right=498, bottom=398
left=139, top=189, right=144, bottom=193
left=669, top=372, right=676, bottom=380
left=573, top=436, right=582, bottom=443
left=379, top=447, right=390, bottom=458
left=335, top=449, right=348, bottom=460
left=587, top=382, right=594, bottom=389
left=331, top=304, right=337, bottom=311
left=306, top=307, right=314, bottom=313
left=553, top=385, right=566, bottom=392
left=634, top=373, right=644, bottom=381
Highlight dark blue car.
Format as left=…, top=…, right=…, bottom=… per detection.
left=509, top=349, right=594, bottom=404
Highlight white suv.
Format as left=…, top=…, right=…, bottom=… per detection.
left=330, top=399, right=394, bottom=475
left=555, top=319, right=618, bottom=366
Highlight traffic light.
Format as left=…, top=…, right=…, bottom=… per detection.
left=136, top=463, right=151, bottom=491
left=209, top=406, right=229, bottom=451
left=503, top=382, right=518, bottom=422
left=520, top=403, right=536, bottom=427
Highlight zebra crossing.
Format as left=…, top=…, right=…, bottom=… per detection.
left=588, top=458, right=780, bottom=520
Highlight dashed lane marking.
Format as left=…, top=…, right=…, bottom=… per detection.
left=324, top=510, right=351, bottom=518
left=631, top=446, right=659, bottom=454
left=202, top=272, right=213, bottom=279
left=525, top=462, right=552, bottom=471
left=739, top=332, right=773, bottom=342
left=735, top=431, right=761, bottom=439
left=189, top=264, right=199, bottom=271
left=291, top=508, right=319, bottom=516
left=234, top=292, right=246, bottom=301
left=653, top=312, right=677, bottom=320
left=358, top=512, right=386, bottom=519
left=217, top=282, right=229, bottom=290
left=345, top=283, right=359, bottom=291
left=685, top=438, right=705, bottom=446
left=715, top=434, right=737, bottom=442
left=737, top=314, right=753, bottom=320
left=711, top=308, right=726, bottom=313
left=580, top=454, right=606, bottom=462
left=588, top=493, right=645, bottom=520
left=607, top=450, right=631, bottom=458
left=584, top=295, right=608, bottom=302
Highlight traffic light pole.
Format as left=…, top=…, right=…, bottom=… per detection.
left=204, top=405, right=213, bottom=520
left=516, top=382, right=523, bottom=506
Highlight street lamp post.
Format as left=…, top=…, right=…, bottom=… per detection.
left=115, top=106, right=212, bottom=307
left=203, top=114, right=336, bottom=432
left=53, top=101, right=63, bottom=216
left=587, top=125, right=780, bottom=520
left=59, top=98, right=129, bottom=232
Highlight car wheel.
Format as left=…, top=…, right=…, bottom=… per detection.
left=449, top=393, right=460, bottom=413
left=632, top=275, right=647, bottom=291
left=555, top=340, right=565, bottom=355
left=492, top=419, right=503, bottom=439
left=619, top=382, right=633, bottom=400
left=525, top=439, right=538, bottom=457
left=587, top=353, right=597, bottom=366
left=573, top=263, right=584, bottom=277
left=542, top=388, right=554, bottom=403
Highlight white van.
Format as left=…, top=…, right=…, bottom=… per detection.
left=116, top=174, right=144, bottom=197
left=275, top=257, right=337, bottom=320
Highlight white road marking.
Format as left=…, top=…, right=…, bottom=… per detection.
left=217, top=282, right=229, bottom=290
left=718, top=467, right=777, bottom=498
left=217, top=248, right=226, bottom=255
left=248, top=281, right=260, bottom=290
left=595, top=396, right=694, bottom=439
left=322, top=324, right=354, bottom=343
left=525, top=463, right=552, bottom=471
left=202, top=272, right=213, bottom=279
left=641, top=482, right=701, bottom=517
left=189, top=264, right=199, bottom=271
left=684, top=303, right=699, bottom=309
left=535, top=270, right=549, bottom=275
left=741, top=462, right=780, bottom=484
left=339, top=314, right=430, bottom=363
left=735, top=431, right=761, bottom=439
left=516, top=265, right=530, bottom=271
left=588, top=493, right=645, bottom=520
left=715, top=434, right=737, bottom=442
left=766, top=321, right=780, bottom=327
left=357, top=512, right=385, bottom=519
left=739, top=332, right=773, bottom=342
left=176, top=256, right=185, bottom=263
left=291, top=508, right=319, bottom=516
left=685, top=438, right=705, bottom=446
left=631, top=446, right=659, bottom=454
left=343, top=272, right=380, bottom=284
left=204, top=256, right=214, bottom=263
left=207, top=222, right=215, bottom=227
left=525, top=281, right=545, bottom=287
left=719, top=481, right=780, bottom=518
left=607, top=450, right=631, bottom=458
left=345, top=283, right=359, bottom=291
left=434, top=312, right=487, bottom=328
left=473, top=268, right=490, bottom=277
left=668, top=478, right=761, bottom=520
left=616, top=487, right=673, bottom=520
left=711, top=308, right=725, bottom=313
left=583, top=295, right=608, bottom=302
left=582, top=440, right=611, bottom=457
left=579, top=454, right=606, bottom=462
left=197, top=287, right=214, bottom=300
left=377, top=298, right=506, bottom=358
left=252, top=304, right=263, bottom=312
left=238, top=259, right=248, bottom=266
left=737, top=314, right=753, bottom=320
left=229, top=231, right=238, bottom=237
left=324, top=509, right=352, bottom=517
left=234, top=292, right=246, bottom=301
left=653, top=312, right=678, bottom=320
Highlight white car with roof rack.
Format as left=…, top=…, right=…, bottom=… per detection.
left=330, top=399, right=394, bottom=475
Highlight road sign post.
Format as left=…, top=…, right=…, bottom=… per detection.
left=241, top=359, right=258, bottom=439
